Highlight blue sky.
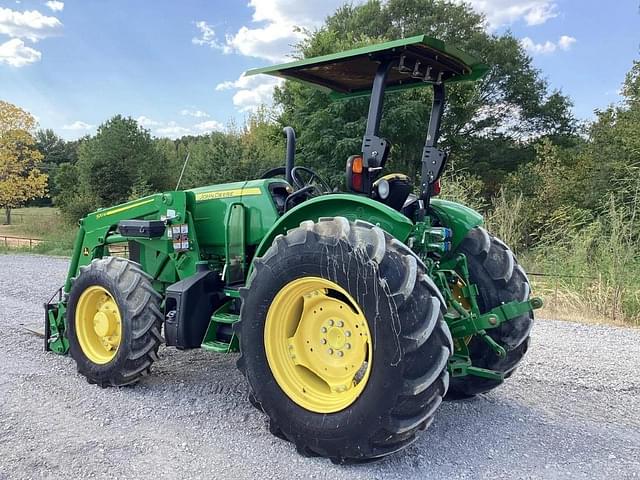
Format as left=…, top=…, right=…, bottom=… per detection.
left=0, top=0, right=638, bottom=140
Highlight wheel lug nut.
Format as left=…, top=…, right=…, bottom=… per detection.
left=345, top=331, right=351, bottom=337
left=321, top=339, right=327, bottom=344
left=337, top=351, right=344, bottom=357
left=327, top=348, right=334, bottom=355
left=345, top=343, right=351, bottom=349
left=337, top=320, right=344, bottom=327
left=328, top=319, right=334, bottom=326
left=321, top=327, right=327, bottom=333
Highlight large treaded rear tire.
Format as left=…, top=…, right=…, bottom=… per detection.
left=236, top=217, right=453, bottom=463
left=67, top=257, right=163, bottom=387
left=448, top=227, right=534, bottom=398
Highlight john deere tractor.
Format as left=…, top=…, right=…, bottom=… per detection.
left=45, top=35, right=541, bottom=463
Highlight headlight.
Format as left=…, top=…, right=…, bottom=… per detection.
left=377, top=178, right=390, bottom=200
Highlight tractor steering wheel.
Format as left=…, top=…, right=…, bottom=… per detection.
left=291, top=166, right=331, bottom=194
left=259, top=166, right=286, bottom=179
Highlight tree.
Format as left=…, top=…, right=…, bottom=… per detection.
left=36, top=129, right=75, bottom=166
left=578, top=60, right=640, bottom=225
left=55, top=115, right=184, bottom=220
left=76, top=115, right=161, bottom=208
left=274, top=0, right=577, bottom=193
left=35, top=128, right=78, bottom=203
left=0, top=101, right=48, bottom=224
left=180, top=109, right=283, bottom=188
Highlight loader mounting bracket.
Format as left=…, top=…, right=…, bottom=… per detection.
left=44, top=287, right=68, bottom=354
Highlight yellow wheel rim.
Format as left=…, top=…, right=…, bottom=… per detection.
left=264, top=277, right=373, bottom=413
left=75, top=286, right=122, bottom=364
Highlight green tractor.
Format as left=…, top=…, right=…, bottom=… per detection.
left=45, top=35, right=541, bottom=463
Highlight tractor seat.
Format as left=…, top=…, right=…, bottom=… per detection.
left=373, top=173, right=413, bottom=211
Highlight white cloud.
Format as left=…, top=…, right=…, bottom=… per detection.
left=156, top=121, right=193, bottom=138
left=215, top=73, right=273, bottom=91
left=194, top=120, right=224, bottom=133
left=62, top=120, right=94, bottom=131
left=521, top=35, right=576, bottom=55
left=136, top=115, right=161, bottom=127
left=0, top=38, right=40, bottom=66
left=192, top=20, right=227, bottom=51
left=520, top=37, right=556, bottom=54
left=0, top=7, right=62, bottom=42
left=133, top=116, right=225, bottom=138
left=216, top=73, right=283, bottom=112
left=249, top=0, right=342, bottom=25
left=523, top=3, right=557, bottom=25
left=195, top=1, right=357, bottom=63
left=180, top=108, right=209, bottom=118
left=225, top=21, right=304, bottom=63
left=45, top=1, right=64, bottom=12
left=558, top=35, right=576, bottom=50
left=461, top=1, right=557, bottom=28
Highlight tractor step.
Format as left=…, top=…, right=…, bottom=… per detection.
left=223, top=286, right=242, bottom=298
left=201, top=300, right=240, bottom=353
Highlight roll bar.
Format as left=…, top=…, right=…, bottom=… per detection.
left=361, top=60, right=447, bottom=202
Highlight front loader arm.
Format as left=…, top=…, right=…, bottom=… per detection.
left=64, top=191, right=199, bottom=293
left=47, top=191, right=202, bottom=355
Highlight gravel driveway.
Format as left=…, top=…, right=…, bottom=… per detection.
left=1, top=253, right=639, bottom=480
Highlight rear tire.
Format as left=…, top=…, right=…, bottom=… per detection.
left=67, top=257, right=163, bottom=387
left=236, top=218, right=453, bottom=463
left=448, top=227, right=533, bottom=398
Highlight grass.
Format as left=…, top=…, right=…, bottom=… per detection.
left=0, top=207, right=77, bottom=256
left=518, top=196, right=640, bottom=327
left=441, top=178, right=640, bottom=327
left=528, top=276, right=640, bottom=328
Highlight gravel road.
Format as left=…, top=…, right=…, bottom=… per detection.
left=1, top=253, right=639, bottom=480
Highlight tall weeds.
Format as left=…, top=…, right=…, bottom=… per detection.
left=522, top=195, right=640, bottom=325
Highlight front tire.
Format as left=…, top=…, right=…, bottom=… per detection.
left=448, top=227, right=534, bottom=398
left=237, top=218, right=453, bottom=463
left=67, top=257, right=163, bottom=387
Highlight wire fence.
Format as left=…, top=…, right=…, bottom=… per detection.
left=0, top=235, right=129, bottom=257
left=0, top=235, right=42, bottom=249
left=1, top=234, right=596, bottom=282
left=3, top=213, right=58, bottom=225
left=526, top=272, right=597, bottom=280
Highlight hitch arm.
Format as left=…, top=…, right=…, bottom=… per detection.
left=447, top=297, right=544, bottom=338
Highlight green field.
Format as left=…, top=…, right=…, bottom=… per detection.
left=0, top=207, right=77, bottom=256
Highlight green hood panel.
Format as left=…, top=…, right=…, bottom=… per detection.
left=429, top=198, right=484, bottom=250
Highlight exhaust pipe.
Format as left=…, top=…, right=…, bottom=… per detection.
left=283, top=126, right=296, bottom=185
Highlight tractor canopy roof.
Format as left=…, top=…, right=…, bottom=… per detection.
left=245, top=34, right=489, bottom=99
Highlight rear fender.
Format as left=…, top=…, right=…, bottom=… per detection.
left=429, top=198, right=483, bottom=251
left=251, top=193, right=413, bottom=263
